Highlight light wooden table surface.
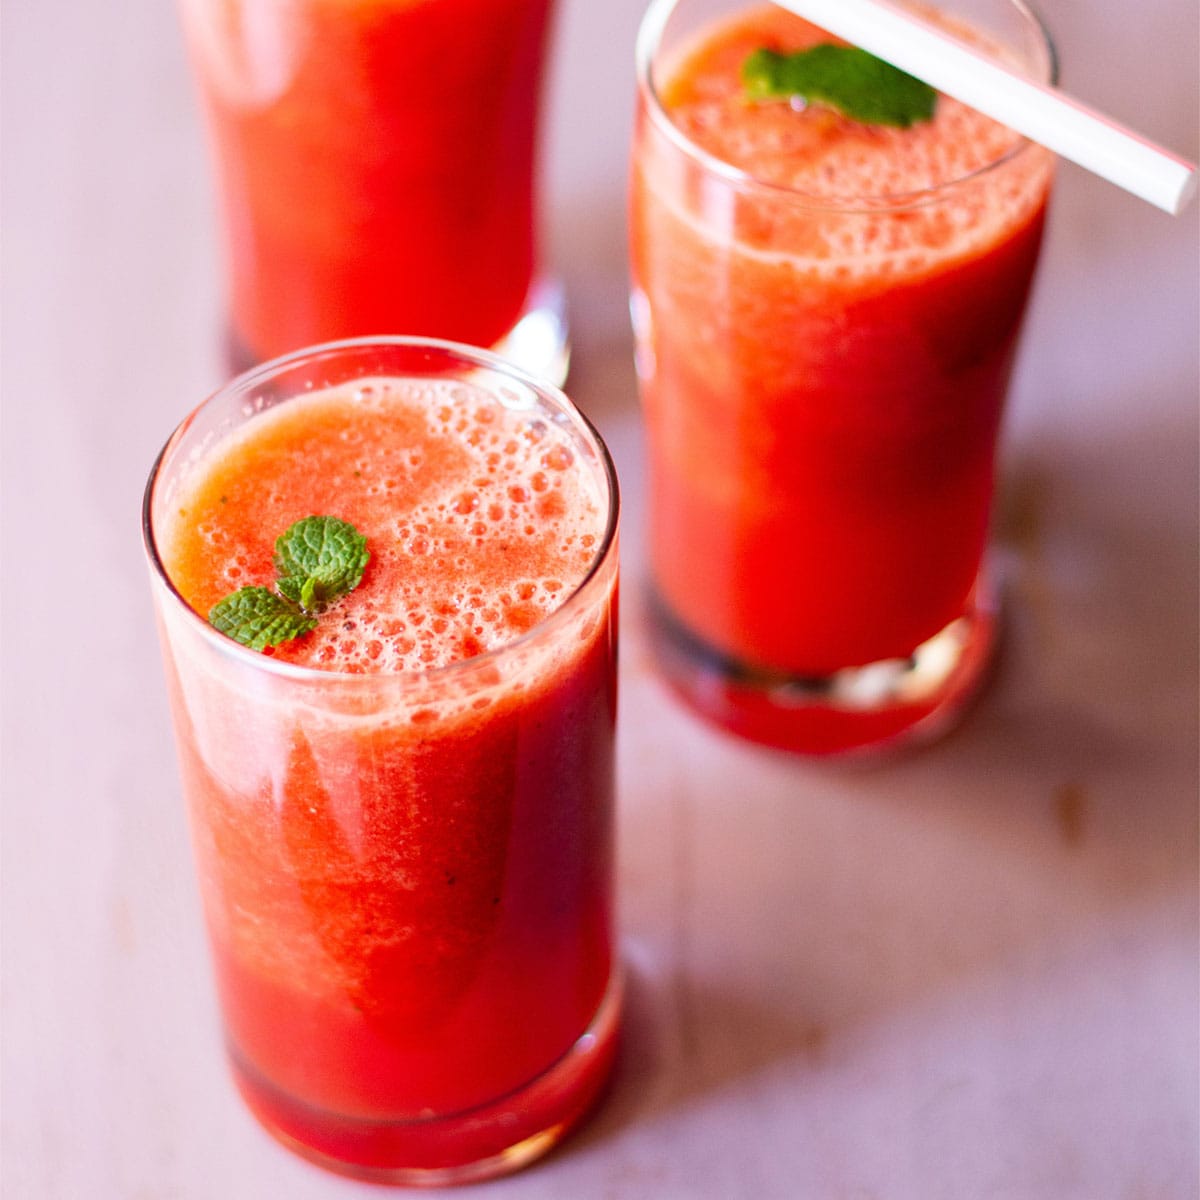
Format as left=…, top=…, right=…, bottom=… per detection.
left=2, top=1, right=1197, bottom=1197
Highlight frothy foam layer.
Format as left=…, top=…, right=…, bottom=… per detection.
left=163, top=376, right=607, bottom=674
left=676, top=91, right=1022, bottom=199
left=650, top=4, right=1053, bottom=276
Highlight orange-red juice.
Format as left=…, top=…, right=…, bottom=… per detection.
left=630, top=2, right=1054, bottom=753
left=182, top=0, right=556, bottom=366
left=145, top=342, right=619, bottom=1182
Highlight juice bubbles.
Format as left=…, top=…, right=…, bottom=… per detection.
left=143, top=339, right=619, bottom=1184
left=180, top=0, right=564, bottom=376
left=630, top=0, right=1055, bottom=754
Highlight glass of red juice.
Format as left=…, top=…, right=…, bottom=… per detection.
left=142, top=338, right=619, bottom=1184
left=630, top=0, right=1057, bottom=756
left=179, top=0, right=567, bottom=380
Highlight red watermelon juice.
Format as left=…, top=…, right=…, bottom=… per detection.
left=143, top=339, right=619, bottom=1184
left=181, top=0, right=559, bottom=371
left=630, top=0, right=1055, bottom=754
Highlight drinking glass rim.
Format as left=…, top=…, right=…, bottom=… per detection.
left=142, top=335, right=620, bottom=687
left=634, top=0, right=1059, bottom=213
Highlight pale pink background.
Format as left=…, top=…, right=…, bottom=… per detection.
left=2, top=0, right=1197, bottom=1196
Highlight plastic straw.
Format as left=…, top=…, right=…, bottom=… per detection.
left=771, top=0, right=1197, bottom=215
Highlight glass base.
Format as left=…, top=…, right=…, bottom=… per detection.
left=647, top=579, right=999, bottom=757
left=224, top=275, right=570, bottom=386
left=226, top=970, right=621, bottom=1186
left=492, top=274, right=570, bottom=386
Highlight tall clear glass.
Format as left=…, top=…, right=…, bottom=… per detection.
left=143, top=338, right=619, bottom=1184
left=180, top=0, right=568, bottom=381
left=630, top=0, right=1056, bottom=755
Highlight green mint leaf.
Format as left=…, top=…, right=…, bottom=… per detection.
left=208, top=587, right=318, bottom=651
left=276, top=574, right=315, bottom=610
left=742, top=45, right=937, bottom=128
left=272, top=515, right=369, bottom=613
left=206, top=515, right=369, bottom=652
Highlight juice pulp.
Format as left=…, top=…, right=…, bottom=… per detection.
left=153, top=369, right=618, bottom=1177
left=182, top=0, right=555, bottom=364
left=630, top=4, right=1053, bottom=744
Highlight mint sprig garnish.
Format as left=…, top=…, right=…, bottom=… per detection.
left=209, top=587, right=318, bottom=651
left=274, top=515, right=369, bottom=614
left=207, top=515, right=370, bottom=651
left=742, top=45, right=937, bottom=128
